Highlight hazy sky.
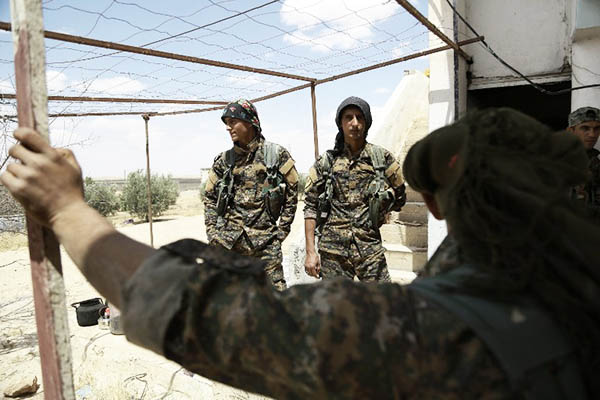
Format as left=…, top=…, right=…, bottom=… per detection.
left=1, top=0, right=430, bottom=178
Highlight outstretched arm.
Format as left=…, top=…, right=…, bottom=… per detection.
left=1, top=128, right=155, bottom=308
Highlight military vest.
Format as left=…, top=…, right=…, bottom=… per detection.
left=215, top=141, right=285, bottom=223
left=409, top=266, right=588, bottom=400
left=316, top=145, right=394, bottom=231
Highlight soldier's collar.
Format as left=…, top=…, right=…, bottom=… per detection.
left=342, top=141, right=369, bottom=159
left=233, top=136, right=263, bottom=155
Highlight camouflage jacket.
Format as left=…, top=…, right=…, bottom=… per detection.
left=303, top=143, right=406, bottom=257
left=204, top=136, right=298, bottom=249
left=572, top=148, right=600, bottom=220
left=122, top=236, right=518, bottom=400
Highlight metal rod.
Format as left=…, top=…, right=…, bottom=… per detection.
left=143, top=114, right=154, bottom=248
left=8, top=38, right=482, bottom=119
left=394, top=0, right=472, bottom=63
left=1, top=93, right=228, bottom=104
left=9, top=1, right=74, bottom=399
left=316, top=37, right=482, bottom=85
left=0, top=21, right=317, bottom=82
left=310, top=83, right=319, bottom=160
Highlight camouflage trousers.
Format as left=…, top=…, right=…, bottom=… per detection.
left=213, top=233, right=287, bottom=291
left=319, top=245, right=391, bottom=282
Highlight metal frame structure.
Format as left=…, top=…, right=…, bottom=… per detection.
left=7, top=0, right=482, bottom=397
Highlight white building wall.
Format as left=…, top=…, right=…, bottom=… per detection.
left=466, top=0, right=572, bottom=80
left=426, top=0, right=597, bottom=256
left=426, top=0, right=469, bottom=257
left=571, top=0, right=600, bottom=111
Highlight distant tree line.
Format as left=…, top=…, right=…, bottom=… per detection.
left=84, top=170, right=179, bottom=221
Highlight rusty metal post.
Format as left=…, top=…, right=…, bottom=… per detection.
left=310, top=83, right=319, bottom=160
left=142, top=114, right=154, bottom=248
left=9, top=0, right=75, bottom=398
left=395, top=0, right=472, bottom=63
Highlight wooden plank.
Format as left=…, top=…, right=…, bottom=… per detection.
left=9, top=0, right=75, bottom=399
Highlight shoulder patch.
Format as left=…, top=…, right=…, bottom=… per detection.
left=279, top=158, right=295, bottom=176
left=285, top=166, right=299, bottom=185
left=205, top=169, right=218, bottom=193
left=385, top=161, right=404, bottom=187
left=308, top=166, right=318, bottom=182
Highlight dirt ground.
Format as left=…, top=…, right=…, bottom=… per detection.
left=0, top=191, right=310, bottom=399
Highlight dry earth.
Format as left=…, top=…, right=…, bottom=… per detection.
left=0, top=191, right=313, bottom=399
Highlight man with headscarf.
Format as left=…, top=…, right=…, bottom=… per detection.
left=203, top=99, right=298, bottom=290
left=567, top=106, right=600, bottom=219
left=303, top=96, right=406, bottom=282
left=4, top=108, right=598, bottom=398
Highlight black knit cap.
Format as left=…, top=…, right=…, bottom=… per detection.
left=333, top=96, right=372, bottom=153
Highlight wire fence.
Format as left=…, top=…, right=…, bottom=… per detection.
left=0, top=0, right=447, bottom=118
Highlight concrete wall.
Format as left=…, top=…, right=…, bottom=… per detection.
left=466, top=0, right=572, bottom=80
left=572, top=0, right=600, bottom=111
left=369, top=70, right=430, bottom=161
left=426, top=0, right=469, bottom=257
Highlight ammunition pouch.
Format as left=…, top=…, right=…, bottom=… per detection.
left=316, top=190, right=331, bottom=230
left=368, top=188, right=394, bottom=228
left=216, top=149, right=236, bottom=217
left=216, top=182, right=231, bottom=217
left=264, top=182, right=285, bottom=223
left=367, top=165, right=395, bottom=228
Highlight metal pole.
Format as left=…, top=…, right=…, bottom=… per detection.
left=0, top=93, right=229, bottom=105
left=0, top=21, right=316, bottom=82
left=310, top=83, right=319, bottom=160
left=143, top=114, right=154, bottom=248
left=4, top=38, right=483, bottom=120
left=394, top=0, right=472, bottom=63
left=9, top=0, right=74, bottom=398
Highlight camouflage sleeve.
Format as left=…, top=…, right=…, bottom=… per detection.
left=303, top=158, right=324, bottom=220
left=203, top=155, right=225, bottom=242
left=383, top=150, right=407, bottom=212
left=121, top=239, right=513, bottom=399
left=277, top=148, right=298, bottom=240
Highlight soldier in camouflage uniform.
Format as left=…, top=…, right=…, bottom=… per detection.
left=4, top=109, right=599, bottom=399
left=203, top=99, right=298, bottom=290
left=304, top=96, right=406, bottom=282
left=567, top=106, right=600, bottom=220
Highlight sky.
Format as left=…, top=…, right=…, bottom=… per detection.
left=0, top=0, right=430, bottom=178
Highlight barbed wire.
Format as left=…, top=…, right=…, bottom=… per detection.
left=0, top=0, right=437, bottom=118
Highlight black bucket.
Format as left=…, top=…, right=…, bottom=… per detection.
left=71, top=298, right=106, bottom=327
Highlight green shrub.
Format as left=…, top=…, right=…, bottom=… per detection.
left=84, top=178, right=120, bottom=217
left=121, top=170, right=179, bottom=221
left=0, top=187, right=23, bottom=216
left=297, top=173, right=308, bottom=198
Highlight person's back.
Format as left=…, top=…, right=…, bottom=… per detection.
left=2, top=108, right=598, bottom=399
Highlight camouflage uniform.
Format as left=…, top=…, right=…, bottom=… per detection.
left=204, top=136, right=298, bottom=290
left=304, top=142, right=406, bottom=282
left=122, top=237, right=519, bottom=399
left=571, top=148, right=600, bottom=220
